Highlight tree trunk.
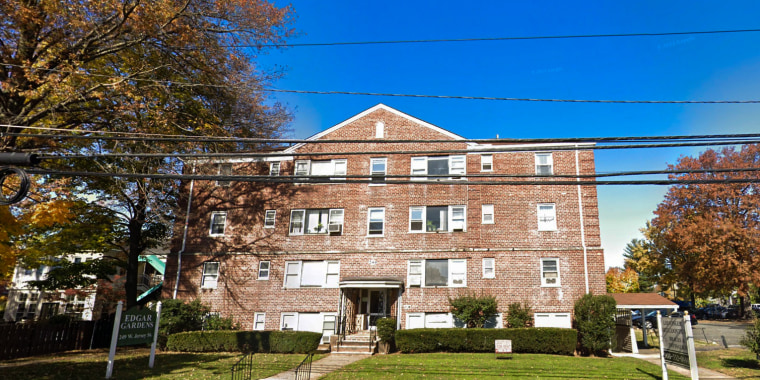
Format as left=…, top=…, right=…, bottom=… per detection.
left=124, top=180, right=148, bottom=309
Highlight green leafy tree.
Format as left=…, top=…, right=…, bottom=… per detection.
left=1, top=0, right=294, bottom=308
left=505, top=302, right=533, bottom=328
left=741, top=317, right=760, bottom=360
left=574, top=293, right=617, bottom=356
left=448, top=293, right=498, bottom=328
left=622, top=238, right=657, bottom=292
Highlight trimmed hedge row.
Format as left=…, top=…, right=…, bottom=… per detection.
left=396, top=328, right=576, bottom=355
left=166, top=330, right=322, bottom=353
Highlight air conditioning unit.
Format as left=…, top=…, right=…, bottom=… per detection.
left=408, top=276, right=421, bottom=286
left=327, top=224, right=342, bottom=233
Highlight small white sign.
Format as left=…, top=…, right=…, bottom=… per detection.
left=369, top=259, right=377, bottom=265
left=495, top=339, right=512, bottom=354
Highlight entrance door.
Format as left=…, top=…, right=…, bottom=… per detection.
left=368, top=289, right=385, bottom=328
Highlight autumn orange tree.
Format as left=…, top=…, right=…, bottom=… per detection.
left=605, top=267, right=640, bottom=293
left=1, top=0, right=294, bottom=308
left=646, top=144, right=760, bottom=311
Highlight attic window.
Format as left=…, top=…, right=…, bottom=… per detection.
left=375, top=121, right=384, bottom=139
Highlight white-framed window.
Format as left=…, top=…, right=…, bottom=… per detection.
left=216, top=163, right=232, bottom=186
left=294, top=159, right=347, bottom=180
left=280, top=312, right=337, bottom=343
left=410, top=155, right=466, bottom=180
left=367, top=207, right=385, bottom=236
left=201, top=262, right=220, bottom=289
left=258, top=261, right=270, bottom=280
left=541, top=258, right=560, bottom=287
left=283, top=260, right=340, bottom=288
left=264, top=210, right=276, bottom=228
left=409, top=205, right=466, bottom=232
left=289, top=209, right=344, bottom=235
left=534, top=313, right=571, bottom=328
left=537, top=203, right=557, bottom=231
left=270, top=162, right=281, bottom=176
left=209, top=212, right=227, bottom=236
left=375, top=121, right=384, bottom=138
left=481, top=204, right=494, bottom=224
left=483, top=258, right=495, bottom=279
left=370, top=157, right=387, bottom=183
left=253, top=312, right=266, bottom=330
left=535, top=153, right=553, bottom=175
left=407, top=259, right=466, bottom=288
left=481, top=154, right=493, bottom=172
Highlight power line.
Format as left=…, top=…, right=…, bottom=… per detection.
left=5, top=62, right=760, bottom=104
left=25, top=168, right=760, bottom=186
left=240, top=28, right=760, bottom=48
left=5, top=129, right=760, bottom=145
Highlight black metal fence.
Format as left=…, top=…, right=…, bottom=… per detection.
left=230, top=352, right=254, bottom=380
left=294, top=353, right=314, bottom=380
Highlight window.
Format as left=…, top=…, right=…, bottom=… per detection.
left=537, top=203, right=557, bottom=231
left=270, top=162, right=281, bottom=176
left=541, top=258, right=560, bottom=287
left=367, top=207, right=385, bottom=236
left=535, top=153, right=553, bottom=175
left=283, top=260, right=340, bottom=288
left=201, top=262, right=220, bottom=289
left=289, top=209, right=344, bottom=235
left=410, top=155, right=466, bottom=180
left=375, top=121, right=384, bottom=138
left=258, top=261, right=270, bottom=280
left=279, top=312, right=337, bottom=343
left=407, top=259, right=466, bottom=288
left=534, top=313, right=571, bottom=328
left=294, top=159, right=347, bottom=180
left=253, top=312, right=266, bottom=330
left=481, top=204, right=494, bottom=224
left=370, top=158, right=387, bottom=183
left=481, top=154, right=493, bottom=172
left=483, top=258, right=495, bottom=279
left=264, top=210, right=276, bottom=228
left=409, top=206, right=466, bottom=232
left=217, top=163, right=232, bottom=186
left=209, top=212, right=227, bottom=236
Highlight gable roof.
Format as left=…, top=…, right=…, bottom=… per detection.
left=283, top=104, right=466, bottom=153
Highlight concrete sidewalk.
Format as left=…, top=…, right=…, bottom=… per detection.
left=262, top=353, right=370, bottom=380
left=611, top=349, right=736, bottom=379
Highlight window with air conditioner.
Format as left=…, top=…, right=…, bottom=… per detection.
left=283, top=260, right=340, bottom=288
left=541, top=258, right=560, bottom=287
left=409, top=206, right=466, bottom=232
left=294, top=159, right=347, bottom=181
left=410, top=155, right=466, bottom=180
left=289, top=209, right=344, bottom=235
left=407, top=259, right=466, bottom=288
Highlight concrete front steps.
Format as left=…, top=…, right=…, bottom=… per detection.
left=330, top=331, right=379, bottom=354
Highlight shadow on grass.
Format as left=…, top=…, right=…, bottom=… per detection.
left=721, top=358, right=760, bottom=370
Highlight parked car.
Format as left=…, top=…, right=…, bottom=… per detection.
left=669, top=311, right=698, bottom=325
left=632, top=309, right=696, bottom=329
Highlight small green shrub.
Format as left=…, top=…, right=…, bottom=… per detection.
left=574, top=293, right=617, bottom=356
left=376, top=318, right=396, bottom=342
left=448, top=293, right=498, bottom=328
left=204, top=314, right=241, bottom=331
left=740, top=316, right=760, bottom=359
left=395, top=328, right=576, bottom=355
left=166, top=330, right=321, bottom=353
left=506, top=302, right=533, bottom=328
left=158, top=299, right=210, bottom=335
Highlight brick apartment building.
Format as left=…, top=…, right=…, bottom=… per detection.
left=162, top=104, right=606, bottom=342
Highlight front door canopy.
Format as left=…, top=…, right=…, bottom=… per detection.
left=339, top=277, right=403, bottom=289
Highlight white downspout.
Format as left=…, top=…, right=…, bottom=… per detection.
left=575, top=147, right=590, bottom=294
left=173, top=162, right=196, bottom=299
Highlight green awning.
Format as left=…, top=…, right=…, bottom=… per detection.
left=138, top=255, right=165, bottom=275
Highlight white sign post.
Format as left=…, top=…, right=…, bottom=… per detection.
left=149, top=301, right=162, bottom=368
left=106, top=301, right=124, bottom=379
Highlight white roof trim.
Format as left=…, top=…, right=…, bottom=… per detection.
left=338, top=279, right=404, bottom=289
left=284, top=104, right=466, bottom=154
left=616, top=304, right=678, bottom=310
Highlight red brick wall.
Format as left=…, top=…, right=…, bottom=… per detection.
left=163, top=106, right=606, bottom=329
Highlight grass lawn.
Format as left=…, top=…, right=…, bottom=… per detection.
left=696, top=348, right=760, bottom=379
left=0, top=348, right=323, bottom=380
left=320, top=353, right=691, bottom=380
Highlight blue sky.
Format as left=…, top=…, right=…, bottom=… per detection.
left=256, top=1, right=760, bottom=269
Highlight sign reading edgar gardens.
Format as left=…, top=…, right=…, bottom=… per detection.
left=117, top=307, right=157, bottom=346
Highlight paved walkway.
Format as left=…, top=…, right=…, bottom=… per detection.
left=262, top=353, right=370, bottom=380
left=611, top=349, right=737, bottom=379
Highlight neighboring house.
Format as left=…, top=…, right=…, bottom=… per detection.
left=163, top=104, right=606, bottom=342
left=3, top=252, right=166, bottom=322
